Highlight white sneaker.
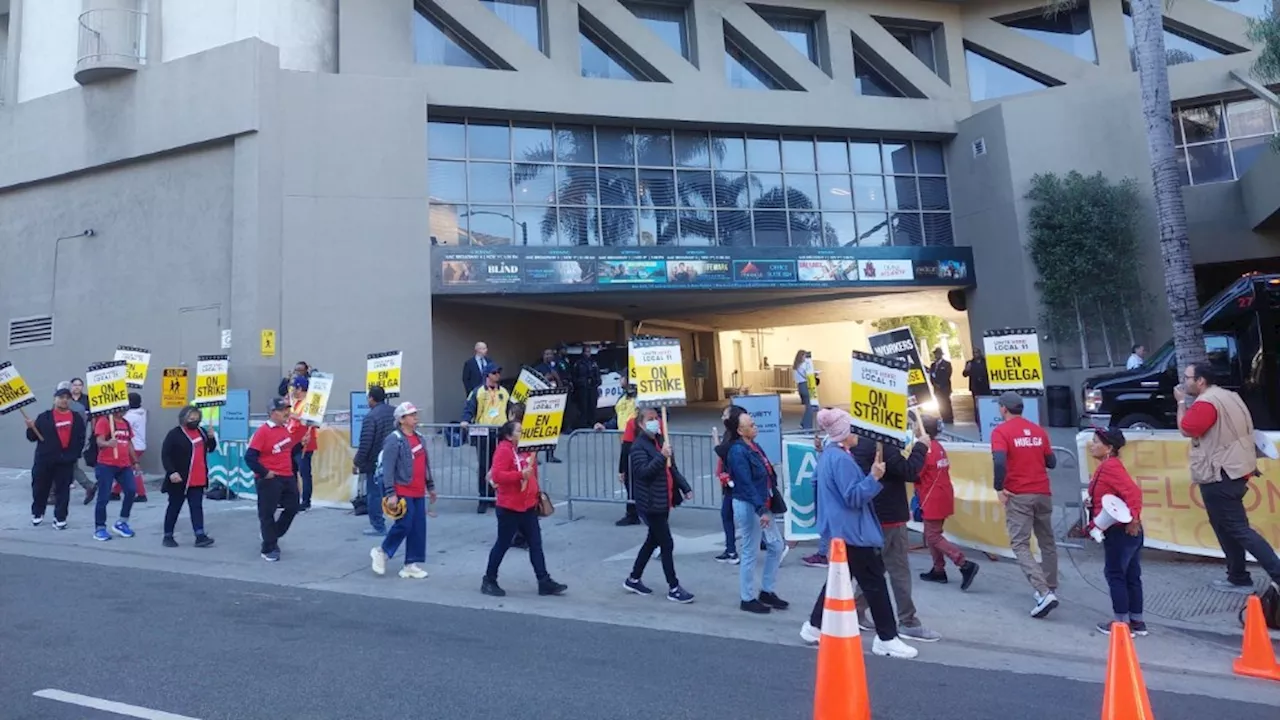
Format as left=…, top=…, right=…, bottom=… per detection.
left=872, top=636, right=918, bottom=659
left=800, top=622, right=821, bottom=645
left=399, top=563, right=428, bottom=579
left=1031, top=592, right=1059, bottom=619
left=53, top=520, right=67, bottom=530
left=370, top=547, right=388, bottom=576
left=31, top=516, right=42, bottom=526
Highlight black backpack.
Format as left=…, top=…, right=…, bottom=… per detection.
left=1241, top=582, right=1280, bottom=630
left=82, top=437, right=98, bottom=467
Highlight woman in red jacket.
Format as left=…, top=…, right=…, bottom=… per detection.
left=917, top=417, right=980, bottom=590
left=482, top=420, right=568, bottom=598
left=1086, top=428, right=1146, bottom=637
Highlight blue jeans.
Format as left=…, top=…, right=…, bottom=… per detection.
left=364, top=473, right=385, bottom=532
left=733, top=498, right=783, bottom=602
left=720, top=492, right=736, bottom=553
left=1103, top=527, right=1144, bottom=621
left=798, top=383, right=814, bottom=430
left=382, top=496, right=427, bottom=565
left=94, top=465, right=135, bottom=528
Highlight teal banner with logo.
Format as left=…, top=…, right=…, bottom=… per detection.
left=783, top=437, right=819, bottom=541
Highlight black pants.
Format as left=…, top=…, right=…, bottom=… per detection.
left=164, top=486, right=206, bottom=536
left=809, top=546, right=898, bottom=641
left=255, top=476, right=300, bottom=553
left=31, top=460, right=74, bottom=522
left=1201, top=477, right=1280, bottom=585
left=574, top=384, right=595, bottom=430
left=473, top=432, right=498, bottom=510
left=486, top=507, right=549, bottom=581
left=631, top=511, right=678, bottom=589
left=937, top=392, right=954, bottom=424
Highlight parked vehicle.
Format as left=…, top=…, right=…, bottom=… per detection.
left=1080, top=273, right=1280, bottom=431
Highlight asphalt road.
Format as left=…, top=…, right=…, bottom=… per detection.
left=1, top=554, right=1269, bottom=720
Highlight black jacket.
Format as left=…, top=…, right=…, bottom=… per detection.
left=353, top=402, right=396, bottom=474
left=930, top=359, right=953, bottom=393
left=160, top=425, right=218, bottom=494
left=963, top=358, right=990, bottom=396
left=26, top=409, right=86, bottom=465
left=463, top=357, right=489, bottom=396
left=628, top=432, right=691, bottom=515
left=714, top=433, right=734, bottom=497
left=851, top=435, right=928, bottom=525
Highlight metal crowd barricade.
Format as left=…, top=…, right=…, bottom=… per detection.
left=565, top=429, right=720, bottom=520
left=411, top=422, right=498, bottom=502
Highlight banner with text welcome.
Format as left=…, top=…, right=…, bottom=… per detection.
left=849, top=351, right=910, bottom=448
left=868, top=326, right=932, bottom=407
left=630, top=337, right=686, bottom=408
left=983, top=328, right=1045, bottom=395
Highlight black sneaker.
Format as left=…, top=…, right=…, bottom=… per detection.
left=759, top=591, right=789, bottom=610
left=1097, top=621, right=1132, bottom=636
left=538, top=578, right=568, bottom=596
left=194, top=535, right=215, bottom=548
left=83, top=484, right=97, bottom=505
left=298, top=503, right=311, bottom=513
left=547, top=456, right=563, bottom=464
left=135, top=495, right=148, bottom=503
left=919, top=569, right=949, bottom=584
left=714, top=551, right=740, bottom=565
left=481, top=577, right=506, bottom=597
left=960, top=561, right=980, bottom=591
left=624, top=577, right=652, bottom=596
left=615, top=515, right=641, bottom=527
left=740, top=599, right=772, bottom=614
left=1129, top=621, right=1149, bottom=637
left=162, top=536, right=179, bottom=548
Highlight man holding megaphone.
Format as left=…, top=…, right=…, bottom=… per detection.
left=1085, top=428, right=1146, bottom=637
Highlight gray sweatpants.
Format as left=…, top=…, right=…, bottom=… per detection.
left=854, top=524, right=919, bottom=628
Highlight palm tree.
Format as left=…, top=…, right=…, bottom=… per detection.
left=1048, top=0, right=1206, bottom=369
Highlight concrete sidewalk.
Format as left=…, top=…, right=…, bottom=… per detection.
left=2, top=467, right=1277, bottom=706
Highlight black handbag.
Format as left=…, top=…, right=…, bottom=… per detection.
left=769, top=485, right=787, bottom=515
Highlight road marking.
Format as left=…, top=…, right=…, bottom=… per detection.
left=33, top=689, right=201, bottom=720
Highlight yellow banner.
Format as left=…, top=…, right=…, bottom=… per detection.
left=907, top=444, right=1039, bottom=558
left=520, top=390, right=567, bottom=451
left=512, top=367, right=548, bottom=405
left=86, top=363, right=130, bottom=416
left=0, top=361, right=36, bottom=415
left=1077, top=431, right=1280, bottom=557
left=983, top=330, right=1044, bottom=392
left=908, top=367, right=927, bottom=387
left=366, top=351, right=402, bottom=396
left=160, top=368, right=189, bottom=409
left=849, top=352, right=909, bottom=445
left=630, top=338, right=686, bottom=406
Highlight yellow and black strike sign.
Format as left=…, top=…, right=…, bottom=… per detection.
left=367, top=350, right=402, bottom=398
left=849, top=351, right=910, bottom=448
left=983, top=328, right=1045, bottom=395
left=194, top=354, right=229, bottom=408
left=300, top=373, right=334, bottom=427
left=512, top=366, right=549, bottom=404
left=160, top=367, right=189, bottom=409
left=86, top=361, right=130, bottom=417
left=629, top=337, right=686, bottom=408
left=114, top=345, right=151, bottom=389
left=0, top=361, right=37, bottom=416
left=867, top=326, right=932, bottom=407
left=519, top=389, right=568, bottom=452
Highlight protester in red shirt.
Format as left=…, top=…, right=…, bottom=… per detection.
left=288, top=377, right=318, bottom=512
left=370, top=402, right=438, bottom=580
left=917, top=417, right=980, bottom=590
left=92, top=411, right=138, bottom=541
left=1085, top=428, right=1146, bottom=636
left=25, top=386, right=86, bottom=529
left=160, top=406, right=218, bottom=549
left=481, top=419, right=568, bottom=598
left=990, top=392, right=1060, bottom=619
left=245, top=398, right=302, bottom=562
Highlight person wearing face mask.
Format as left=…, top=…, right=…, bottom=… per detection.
left=594, top=381, right=640, bottom=526
left=727, top=410, right=788, bottom=614
left=800, top=409, right=916, bottom=659
left=160, top=406, right=218, bottom=548
left=624, top=407, right=695, bottom=604
left=26, top=386, right=87, bottom=530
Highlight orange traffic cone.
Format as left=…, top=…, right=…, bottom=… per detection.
left=1234, top=595, right=1280, bottom=681
left=1101, top=622, right=1155, bottom=720
left=813, top=539, right=871, bottom=720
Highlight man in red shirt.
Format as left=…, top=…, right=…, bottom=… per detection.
left=245, top=398, right=305, bottom=562
left=25, top=386, right=87, bottom=529
left=92, top=410, right=139, bottom=541
left=990, top=391, right=1060, bottom=618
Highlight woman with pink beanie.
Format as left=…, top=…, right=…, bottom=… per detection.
left=800, top=408, right=917, bottom=659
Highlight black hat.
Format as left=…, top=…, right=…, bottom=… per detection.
left=268, top=397, right=290, bottom=413
left=1094, top=427, right=1126, bottom=452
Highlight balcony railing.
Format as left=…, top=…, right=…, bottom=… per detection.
left=75, top=7, right=147, bottom=85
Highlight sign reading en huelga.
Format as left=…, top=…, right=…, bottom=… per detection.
left=849, top=350, right=910, bottom=448
left=194, top=354, right=229, bottom=408
left=86, top=361, right=130, bottom=417
left=519, top=388, right=568, bottom=452
left=511, top=366, right=549, bottom=405
left=367, top=350, right=402, bottom=397
left=0, top=361, right=37, bottom=416
left=983, top=328, right=1044, bottom=394
left=630, top=337, right=686, bottom=408
left=867, top=326, right=932, bottom=407
left=114, top=345, right=151, bottom=388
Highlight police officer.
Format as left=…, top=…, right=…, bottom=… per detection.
left=571, top=345, right=601, bottom=430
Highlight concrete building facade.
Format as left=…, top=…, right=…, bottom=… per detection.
left=2, top=0, right=1279, bottom=466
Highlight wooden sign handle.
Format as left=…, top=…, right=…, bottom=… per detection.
left=20, top=408, right=44, bottom=442
left=661, top=406, right=671, bottom=467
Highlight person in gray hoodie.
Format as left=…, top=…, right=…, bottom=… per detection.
left=370, top=402, right=437, bottom=580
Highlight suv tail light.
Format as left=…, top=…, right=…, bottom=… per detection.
left=1084, top=389, right=1102, bottom=413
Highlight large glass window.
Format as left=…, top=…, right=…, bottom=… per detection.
left=580, top=23, right=645, bottom=80
left=756, top=10, right=819, bottom=65
left=1122, top=8, right=1230, bottom=70
left=413, top=4, right=493, bottom=68
left=725, top=36, right=784, bottom=90
left=965, top=48, right=1048, bottom=101
left=1002, top=4, right=1097, bottom=63
left=479, top=0, right=543, bottom=53
left=1175, top=97, right=1280, bottom=186
left=623, top=1, right=691, bottom=60
left=882, top=24, right=939, bottom=75
left=427, top=121, right=954, bottom=247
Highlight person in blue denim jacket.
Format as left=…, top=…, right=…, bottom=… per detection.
left=726, top=411, right=788, bottom=614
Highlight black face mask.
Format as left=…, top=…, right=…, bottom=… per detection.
left=185, top=420, right=200, bottom=429
left=625, top=389, right=636, bottom=397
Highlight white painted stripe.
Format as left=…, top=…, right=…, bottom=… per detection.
left=822, top=611, right=862, bottom=639
left=826, top=570, right=854, bottom=600
left=34, top=689, right=202, bottom=720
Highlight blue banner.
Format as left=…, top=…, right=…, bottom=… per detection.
left=734, top=394, right=782, bottom=466
left=350, top=391, right=368, bottom=449
left=220, top=389, right=251, bottom=443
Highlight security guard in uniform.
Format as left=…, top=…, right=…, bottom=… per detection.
left=461, top=364, right=511, bottom=514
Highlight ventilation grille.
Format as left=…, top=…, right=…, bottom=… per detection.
left=8, top=315, right=55, bottom=349
left=972, top=138, right=987, bottom=158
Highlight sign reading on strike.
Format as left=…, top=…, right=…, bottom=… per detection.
left=160, top=367, right=189, bottom=409
left=0, top=361, right=37, bottom=416
left=519, top=388, right=568, bottom=452
left=86, top=361, right=130, bottom=417
left=114, top=345, right=151, bottom=388
left=849, top=350, right=910, bottom=448
left=629, top=337, right=686, bottom=408
left=983, top=328, right=1044, bottom=394
left=194, top=354, right=229, bottom=408
left=367, top=350, right=402, bottom=398
left=868, top=326, right=932, bottom=407
left=300, top=372, right=334, bottom=426
left=512, top=366, right=549, bottom=405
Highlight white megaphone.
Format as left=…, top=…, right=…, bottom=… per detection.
left=1089, top=494, right=1133, bottom=543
